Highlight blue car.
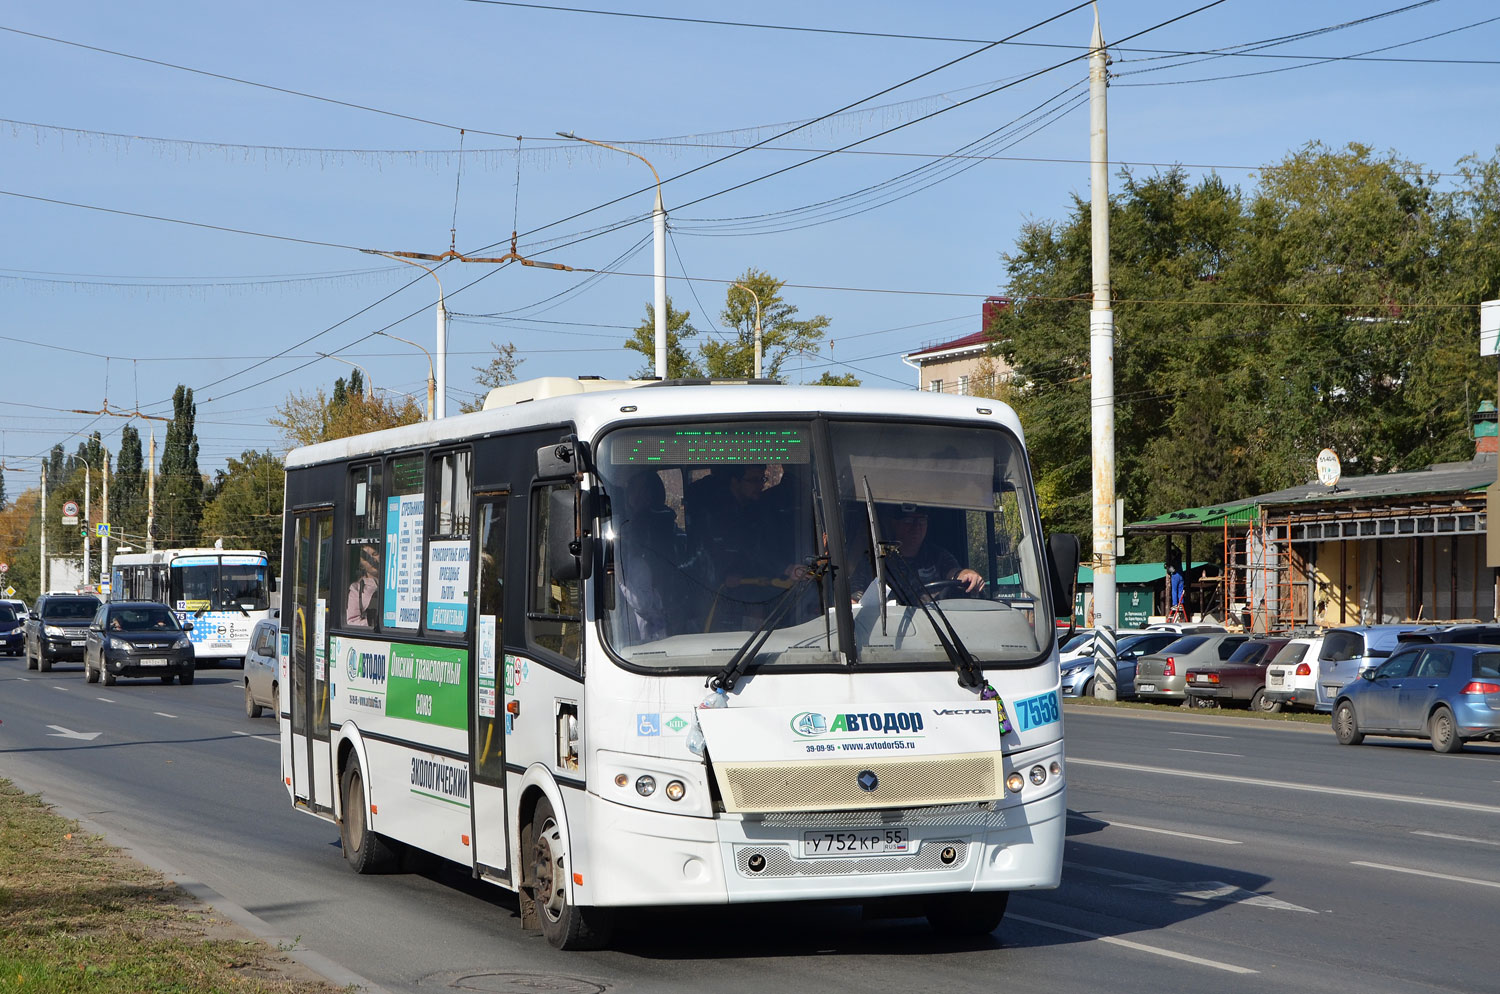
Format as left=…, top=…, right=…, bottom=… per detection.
left=0, top=602, right=22, bottom=656
left=1332, top=642, right=1500, bottom=753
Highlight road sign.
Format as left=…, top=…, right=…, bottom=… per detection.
left=4, top=586, right=14, bottom=598
left=61, top=500, right=79, bottom=526
left=0, top=562, right=7, bottom=573
left=96, top=522, right=110, bottom=537
left=1481, top=299, right=1499, bottom=357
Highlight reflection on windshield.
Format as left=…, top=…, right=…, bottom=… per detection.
left=598, top=419, right=1049, bottom=671
left=109, top=607, right=181, bottom=632
left=169, top=559, right=269, bottom=611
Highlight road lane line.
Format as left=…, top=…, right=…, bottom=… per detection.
left=1071, top=757, right=1500, bottom=815
left=1168, top=730, right=1232, bottom=739
left=154, top=712, right=177, bottom=719
left=231, top=730, right=279, bottom=745
left=1352, top=861, right=1500, bottom=890
left=1008, top=913, right=1257, bottom=974
left=96, top=697, right=115, bottom=703
left=1412, top=831, right=1500, bottom=847
left=1168, top=748, right=1243, bottom=758
left=1068, top=815, right=1240, bottom=845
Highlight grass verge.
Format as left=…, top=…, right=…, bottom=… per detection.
left=1065, top=695, right=1333, bottom=724
left=0, top=779, right=348, bottom=994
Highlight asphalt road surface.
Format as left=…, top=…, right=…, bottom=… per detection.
left=3, top=656, right=1497, bottom=994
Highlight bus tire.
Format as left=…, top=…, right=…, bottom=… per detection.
left=925, top=891, right=1010, bottom=937
left=528, top=796, right=613, bottom=950
left=340, top=760, right=397, bottom=874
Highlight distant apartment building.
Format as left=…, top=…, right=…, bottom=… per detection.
left=901, top=296, right=1013, bottom=395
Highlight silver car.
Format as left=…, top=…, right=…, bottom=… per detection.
left=1134, top=633, right=1250, bottom=704
left=243, top=618, right=280, bottom=718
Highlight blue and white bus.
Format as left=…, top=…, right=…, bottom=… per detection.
left=279, top=377, right=1077, bottom=949
left=111, top=548, right=272, bottom=666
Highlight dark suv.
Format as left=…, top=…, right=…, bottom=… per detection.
left=24, top=593, right=103, bottom=671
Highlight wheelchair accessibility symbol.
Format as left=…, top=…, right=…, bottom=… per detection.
left=637, top=713, right=661, bottom=736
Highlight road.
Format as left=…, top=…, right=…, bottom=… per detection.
left=3, top=656, right=1497, bottom=994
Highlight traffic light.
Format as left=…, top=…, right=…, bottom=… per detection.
left=79, top=526, right=89, bottom=538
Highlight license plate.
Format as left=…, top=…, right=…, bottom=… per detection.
left=1269, top=673, right=1284, bottom=687
left=1137, top=683, right=1157, bottom=693
left=71, top=639, right=86, bottom=646
left=801, top=828, right=909, bottom=858
left=139, top=658, right=169, bottom=667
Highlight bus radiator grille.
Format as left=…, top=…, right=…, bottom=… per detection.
left=715, top=754, right=1000, bottom=813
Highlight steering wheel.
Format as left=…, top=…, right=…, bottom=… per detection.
left=919, top=579, right=973, bottom=601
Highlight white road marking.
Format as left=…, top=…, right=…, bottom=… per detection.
left=96, top=697, right=115, bottom=703
left=232, top=730, right=279, bottom=745
left=1168, top=747, right=1243, bottom=758
left=1069, top=862, right=1315, bottom=913
left=51, top=685, right=68, bottom=691
left=1008, top=913, right=1258, bottom=974
left=45, top=725, right=101, bottom=741
left=1412, top=830, right=1500, bottom=847
left=1352, top=861, right=1500, bottom=890
left=1071, top=757, right=1500, bottom=815
left=1068, top=815, right=1240, bottom=845
left=1168, top=730, right=1232, bottom=739
left=154, top=712, right=177, bottom=719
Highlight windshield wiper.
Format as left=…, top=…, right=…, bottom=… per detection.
left=880, top=549, right=987, bottom=693
left=709, top=555, right=831, bottom=693
left=862, top=477, right=890, bottom=637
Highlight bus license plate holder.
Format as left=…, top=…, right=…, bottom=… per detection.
left=801, top=828, right=909, bottom=858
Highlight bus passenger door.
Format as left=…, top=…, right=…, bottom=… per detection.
left=289, top=509, right=336, bottom=814
left=470, top=493, right=510, bottom=878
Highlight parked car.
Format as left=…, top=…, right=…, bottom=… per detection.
left=24, top=593, right=103, bottom=671
left=1332, top=642, right=1500, bottom=753
left=243, top=618, right=280, bottom=718
left=1315, top=625, right=1427, bottom=712
left=2, top=598, right=29, bottom=623
left=83, top=601, right=196, bottom=686
left=1134, top=633, right=1251, bottom=704
left=1263, top=636, right=1325, bottom=711
left=1184, top=637, right=1290, bottom=711
left=1061, top=631, right=1179, bottom=698
left=0, top=602, right=23, bottom=656
left=1145, top=623, right=1226, bottom=635
left=1396, top=623, right=1500, bottom=646
left=1059, top=628, right=1151, bottom=665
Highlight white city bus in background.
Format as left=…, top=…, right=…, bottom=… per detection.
left=111, top=548, right=272, bottom=666
left=278, top=377, right=1077, bottom=949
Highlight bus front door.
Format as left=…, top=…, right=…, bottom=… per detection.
left=470, top=493, right=510, bottom=879
left=289, top=509, right=336, bottom=814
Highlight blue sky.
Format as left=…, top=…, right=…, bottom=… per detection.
left=2, top=1, right=1497, bottom=493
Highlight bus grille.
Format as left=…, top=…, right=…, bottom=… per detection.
left=715, top=753, right=1001, bottom=813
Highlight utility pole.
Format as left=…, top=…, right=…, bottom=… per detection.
left=39, top=464, right=47, bottom=593
left=146, top=430, right=156, bottom=553
left=101, top=456, right=109, bottom=596
left=83, top=463, right=91, bottom=590
left=1089, top=7, right=1119, bottom=700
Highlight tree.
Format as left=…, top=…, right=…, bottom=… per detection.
left=201, top=450, right=285, bottom=559
left=624, top=298, right=703, bottom=379
left=271, top=383, right=423, bottom=447
left=697, top=268, right=831, bottom=379
left=459, top=341, right=525, bottom=413
left=812, top=371, right=862, bottom=387
left=159, top=385, right=204, bottom=547
left=47, top=444, right=63, bottom=485
left=112, top=425, right=146, bottom=546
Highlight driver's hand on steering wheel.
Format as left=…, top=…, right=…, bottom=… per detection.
left=955, top=568, right=985, bottom=593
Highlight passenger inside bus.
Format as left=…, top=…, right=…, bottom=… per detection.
left=614, top=470, right=679, bottom=641
left=345, top=545, right=380, bottom=627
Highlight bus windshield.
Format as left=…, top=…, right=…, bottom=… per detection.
left=169, top=556, right=269, bottom=612
left=596, top=418, right=1050, bottom=672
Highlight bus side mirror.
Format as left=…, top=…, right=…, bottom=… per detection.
left=537, top=441, right=575, bottom=478
left=547, top=487, right=594, bottom=583
left=1046, top=532, right=1080, bottom=621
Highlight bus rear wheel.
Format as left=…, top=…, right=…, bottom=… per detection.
left=527, top=796, right=613, bottom=949
left=340, top=761, right=397, bottom=873
left=925, top=891, right=1010, bottom=937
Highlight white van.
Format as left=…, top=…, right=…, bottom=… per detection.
left=1262, top=636, right=1323, bottom=711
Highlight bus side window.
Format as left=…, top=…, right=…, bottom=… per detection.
left=528, top=483, right=582, bottom=668
left=344, top=463, right=383, bottom=629
left=426, top=450, right=472, bottom=635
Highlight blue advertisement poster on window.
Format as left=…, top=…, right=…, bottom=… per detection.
left=426, top=540, right=470, bottom=631
left=384, top=494, right=424, bottom=629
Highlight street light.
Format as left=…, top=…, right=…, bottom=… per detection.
left=376, top=330, right=436, bottom=421
left=728, top=282, right=764, bottom=380
left=317, top=353, right=374, bottom=398
left=377, top=254, right=448, bottom=418
left=557, top=131, right=668, bottom=379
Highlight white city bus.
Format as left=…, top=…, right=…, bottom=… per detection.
left=279, top=377, right=1077, bottom=949
left=111, top=548, right=272, bottom=665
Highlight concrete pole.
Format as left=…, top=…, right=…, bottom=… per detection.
left=435, top=298, right=448, bottom=419
left=39, top=465, right=47, bottom=593
left=1089, top=9, right=1119, bottom=700
left=102, top=455, right=109, bottom=597
left=146, top=430, right=156, bottom=553
left=653, top=190, right=668, bottom=378
left=83, top=464, right=91, bottom=591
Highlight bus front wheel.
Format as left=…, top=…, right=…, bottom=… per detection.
left=340, top=761, right=398, bottom=873
left=527, top=796, right=613, bottom=950
left=925, top=891, right=1010, bottom=937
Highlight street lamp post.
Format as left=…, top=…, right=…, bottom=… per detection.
left=557, top=132, right=667, bottom=379
left=728, top=282, right=764, bottom=380
left=377, top=330, right=436, bottom=421
left=317, top=353, right=375, bottom=399
left=379, top=255, right=448, bottom=419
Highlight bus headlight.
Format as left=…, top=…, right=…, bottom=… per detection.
left=664, top=780, right=686, bottom=802
left=635, top=775, right=657, bottom=797
left=1005, top=772, right=1025, bottom=794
